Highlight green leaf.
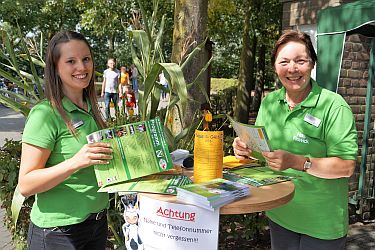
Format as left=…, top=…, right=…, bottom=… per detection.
left=19, top=54, right=45, bottom=68
left=11, top=185, right=26, bottom=229
left=163, top=126, right=176, bottom=151
left=0, top=92, right=30, bottom=116
left=160, top=63, right=188, bottom=114
left=132, top=30, right=150, bottom=72
left=16, top=24, right=44, bottom=98
left=181, top=38, right=207, bottom=69
left=2, top=30, right=21, bottom=76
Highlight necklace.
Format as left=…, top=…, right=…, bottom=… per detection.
left=286, top=85, right=311, bottom=110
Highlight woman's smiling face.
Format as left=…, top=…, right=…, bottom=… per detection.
left=274, top=41, right=314, bottom=94
left=56, top=40, right=93, bottom=95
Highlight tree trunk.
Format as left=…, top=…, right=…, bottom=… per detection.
left=251, top=43, right=265, bottom=112
left=171, top=0, right=209, bottom=130
left=108, top=33, right=115, bottom=58
left=234, top=2, right=256, bottom=123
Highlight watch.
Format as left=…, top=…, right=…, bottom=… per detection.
left=303, top=157, right=312, bottom=171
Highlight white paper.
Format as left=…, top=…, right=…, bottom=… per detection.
left=138, top=195, right=220, bottom=250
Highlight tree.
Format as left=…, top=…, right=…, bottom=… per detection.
left=208, top=0, right=242, bottom=78
left=234, top=0, right=256, bottom=123
left=78, top=0, right=132, bottom=59
left=234, top=0, right=282, bottom=122
left=171, top=0, right=210, bottom=127
left=0, top=0, right=82, bottom=39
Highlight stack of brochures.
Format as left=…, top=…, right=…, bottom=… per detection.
left=176, top=178, right=250, bottom=211
left=223, top=167, right=296, bottom=187
left=98, top=174, right=192, bottom=195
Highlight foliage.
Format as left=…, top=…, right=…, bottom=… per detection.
left=211, top=78, right=238, bottom=93
left=78, top=0, right=131, bottom=59
left=0, top=0, right=82, bottom=40
left=129, top=0, right=214, bottom=151
left=0, top=140, right=32, bottom=249
left=0, top=27, right=45, bottom=116
left=208, top=0, right=242, bottom=78
left=219, top=213, right=269, bottom=249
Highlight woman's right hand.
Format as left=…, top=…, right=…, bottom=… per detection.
left=232, top=137, right=252, bottom=160
left=70, top=142, right=113, bottom=170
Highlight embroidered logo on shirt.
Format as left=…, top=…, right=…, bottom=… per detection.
left=293, top=132, right=309, bottom=144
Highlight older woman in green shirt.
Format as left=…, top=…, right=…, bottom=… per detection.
left=233, top=30, right=357, bottom=249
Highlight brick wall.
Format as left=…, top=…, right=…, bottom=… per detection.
left=339, top=34, right=374, bottom=220
left=280, top=0, right=346, bottom=29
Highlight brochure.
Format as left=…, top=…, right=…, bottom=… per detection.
left=98, top=174, right=192, bottom=195
left=223, top=155, right=260, bottom=169
left=223, top=167, right=296, bottom=187
left=227, top=115, right=272, bottom=161
left=176, top=178, right=250, bottom=211
left=87, top=117, right=173, bottom=187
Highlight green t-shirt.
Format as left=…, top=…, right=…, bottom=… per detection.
left=256, top=81, right=358, bottom=240
left=22, top=98, right=109, bottom=228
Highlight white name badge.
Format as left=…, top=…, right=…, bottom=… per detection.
left=304, top=113, right=321, bottom=127
left=72, top=120, right=84, bottom=129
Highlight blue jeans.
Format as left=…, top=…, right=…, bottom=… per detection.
left=104, top=92, right=118, bottom=120
left=131, top=78, right=138, bottom=92
left=27, top=213, right=108, bottom=250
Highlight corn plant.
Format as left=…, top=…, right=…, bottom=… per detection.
left=0, top=27, right=45, bottom=116
left=131, top=0, right=212, bottom=151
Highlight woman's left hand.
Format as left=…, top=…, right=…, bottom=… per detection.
left=262, top=150, right=303, bottom=171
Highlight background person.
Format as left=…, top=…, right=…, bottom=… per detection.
left=18, top=31, right=112, bottom=250
left=120, top=84, right=136, bottom=116
left=233, top=30, right=357, bottom=250
left=159, top=71, right=168, bottom=100
left=130, top=64, right=138, bottom=93
left=101, top=58, right=120, bottom=121
left=119, top=66, right=130, bottom=98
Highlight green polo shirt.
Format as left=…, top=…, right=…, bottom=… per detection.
left=256, top=80, right=357, bottom=240
left=22, top=97, right=109, bottom=228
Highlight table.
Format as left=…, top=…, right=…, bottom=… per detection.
left=141, top=170, right=295, bottom=214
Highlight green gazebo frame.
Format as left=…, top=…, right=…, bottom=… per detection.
left=317, top=0, right=375, bottom=210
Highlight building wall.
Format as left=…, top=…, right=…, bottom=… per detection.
left=339, top=34, right=374, bottom=221
left=280, top=0, right=343, bottom=29
left=280, top=0, right=375, bottom=221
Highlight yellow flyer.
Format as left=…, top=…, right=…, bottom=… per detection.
left=193, top=130, right=223, bottom=183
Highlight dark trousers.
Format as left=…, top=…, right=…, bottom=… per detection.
left=269, top=220, right=346, bottom=250
left=27, top=215, right=107, bottom=250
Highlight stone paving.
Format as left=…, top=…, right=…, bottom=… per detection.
left=0, top=103, right=375, bottom=250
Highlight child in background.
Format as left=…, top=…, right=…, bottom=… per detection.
left=120, top=84, right=136, bottom=116
left=120, top=66, right=130, bottom=88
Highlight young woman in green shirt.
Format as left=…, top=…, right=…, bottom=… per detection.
left=19, top=31, right=112, bottom=250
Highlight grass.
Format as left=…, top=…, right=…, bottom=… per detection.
left=211, top=78, right=238, bottom=93
left=95, top=78, right=238, bottom=95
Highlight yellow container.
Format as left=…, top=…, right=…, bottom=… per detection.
left=193, top=130, right=224, bottom=183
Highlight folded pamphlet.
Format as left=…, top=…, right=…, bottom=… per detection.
left=87, top=117, right=173, bottom=187
left=227, top=115, right=272, bottom=161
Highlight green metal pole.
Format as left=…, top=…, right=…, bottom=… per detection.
left=357, top=39, right=375, bottom=212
